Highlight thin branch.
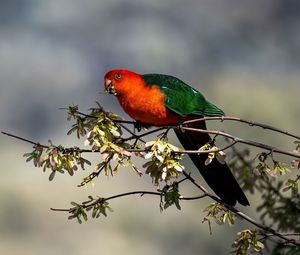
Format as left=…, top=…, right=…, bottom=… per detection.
left=182, top=171, right=219, bottom=200
left=122, top=127, right=167, bottom=142
left=50, top=177, right=300, bottom=246
left=118, top=122, right=146, bottom=143
left=178, top=141, right=238, bottom=155
left=104, top=191, right=207, bottom=203
left=77, top=156, right=113, bottom=187
left=3, top=128, right=299, bottom=160
left=181, top=170, right=300, bottom=246
left=50, top=190, right=208, bottom=212
left=112, top=141, right=237, bottom=155
left=0, top=132, right=244, bottom=161
left=75, top=110, right=300, bottom=142
left=182, top=127, right=300, bottom=159
left=67, top=108, right=136, bottom=125
left=63, top=107, right=145, bottom=143
left=262, top=233, right=300, bottom=238
left=1, top=131, right=48, bottom=148
left=183, top=116, right=300, bottom=140
left=69, top=107, right=300, bottom=144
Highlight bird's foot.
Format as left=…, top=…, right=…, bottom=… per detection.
left=134, top=121, right=143, bottom=132
left=175, top=121, right=186, bottom=133
left=134, top=121, right=152, bottom=132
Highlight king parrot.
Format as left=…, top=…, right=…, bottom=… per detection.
left=104, top=69, right=249, bottom=206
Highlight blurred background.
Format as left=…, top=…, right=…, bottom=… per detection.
left=1, top=0, right=300, bottom=254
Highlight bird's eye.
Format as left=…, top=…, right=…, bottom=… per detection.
left=114, top=73, right=122, bottom=80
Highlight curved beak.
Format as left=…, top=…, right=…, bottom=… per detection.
left=104, top=78, right=112, bottom=89
left=104, top=78, right=117, bottom=95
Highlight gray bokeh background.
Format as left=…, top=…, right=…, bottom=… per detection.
left=1, top=1, right=299, bottom=254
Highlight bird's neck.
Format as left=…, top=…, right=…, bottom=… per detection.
left=116, top=76, right=147, bottom=100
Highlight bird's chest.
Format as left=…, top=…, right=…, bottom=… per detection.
left=116, top=86, right=180, bottom=125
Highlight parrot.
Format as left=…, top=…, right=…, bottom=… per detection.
left=104, top=69, right=249, bottom=206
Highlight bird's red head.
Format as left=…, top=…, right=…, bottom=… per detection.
left=104, top=69, right=142, bottom=96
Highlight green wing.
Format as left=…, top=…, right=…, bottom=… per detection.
left=142, top=74, right=225, bottom=117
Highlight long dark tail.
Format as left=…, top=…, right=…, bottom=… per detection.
left=175, top=121, right=249, bottom=206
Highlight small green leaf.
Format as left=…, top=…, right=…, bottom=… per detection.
left=49, top=171, right=56, bottom=181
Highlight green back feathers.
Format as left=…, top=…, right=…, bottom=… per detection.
left=142, top=74, right=225, bottom=117
left=202, top=101, right=225, bottom=117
